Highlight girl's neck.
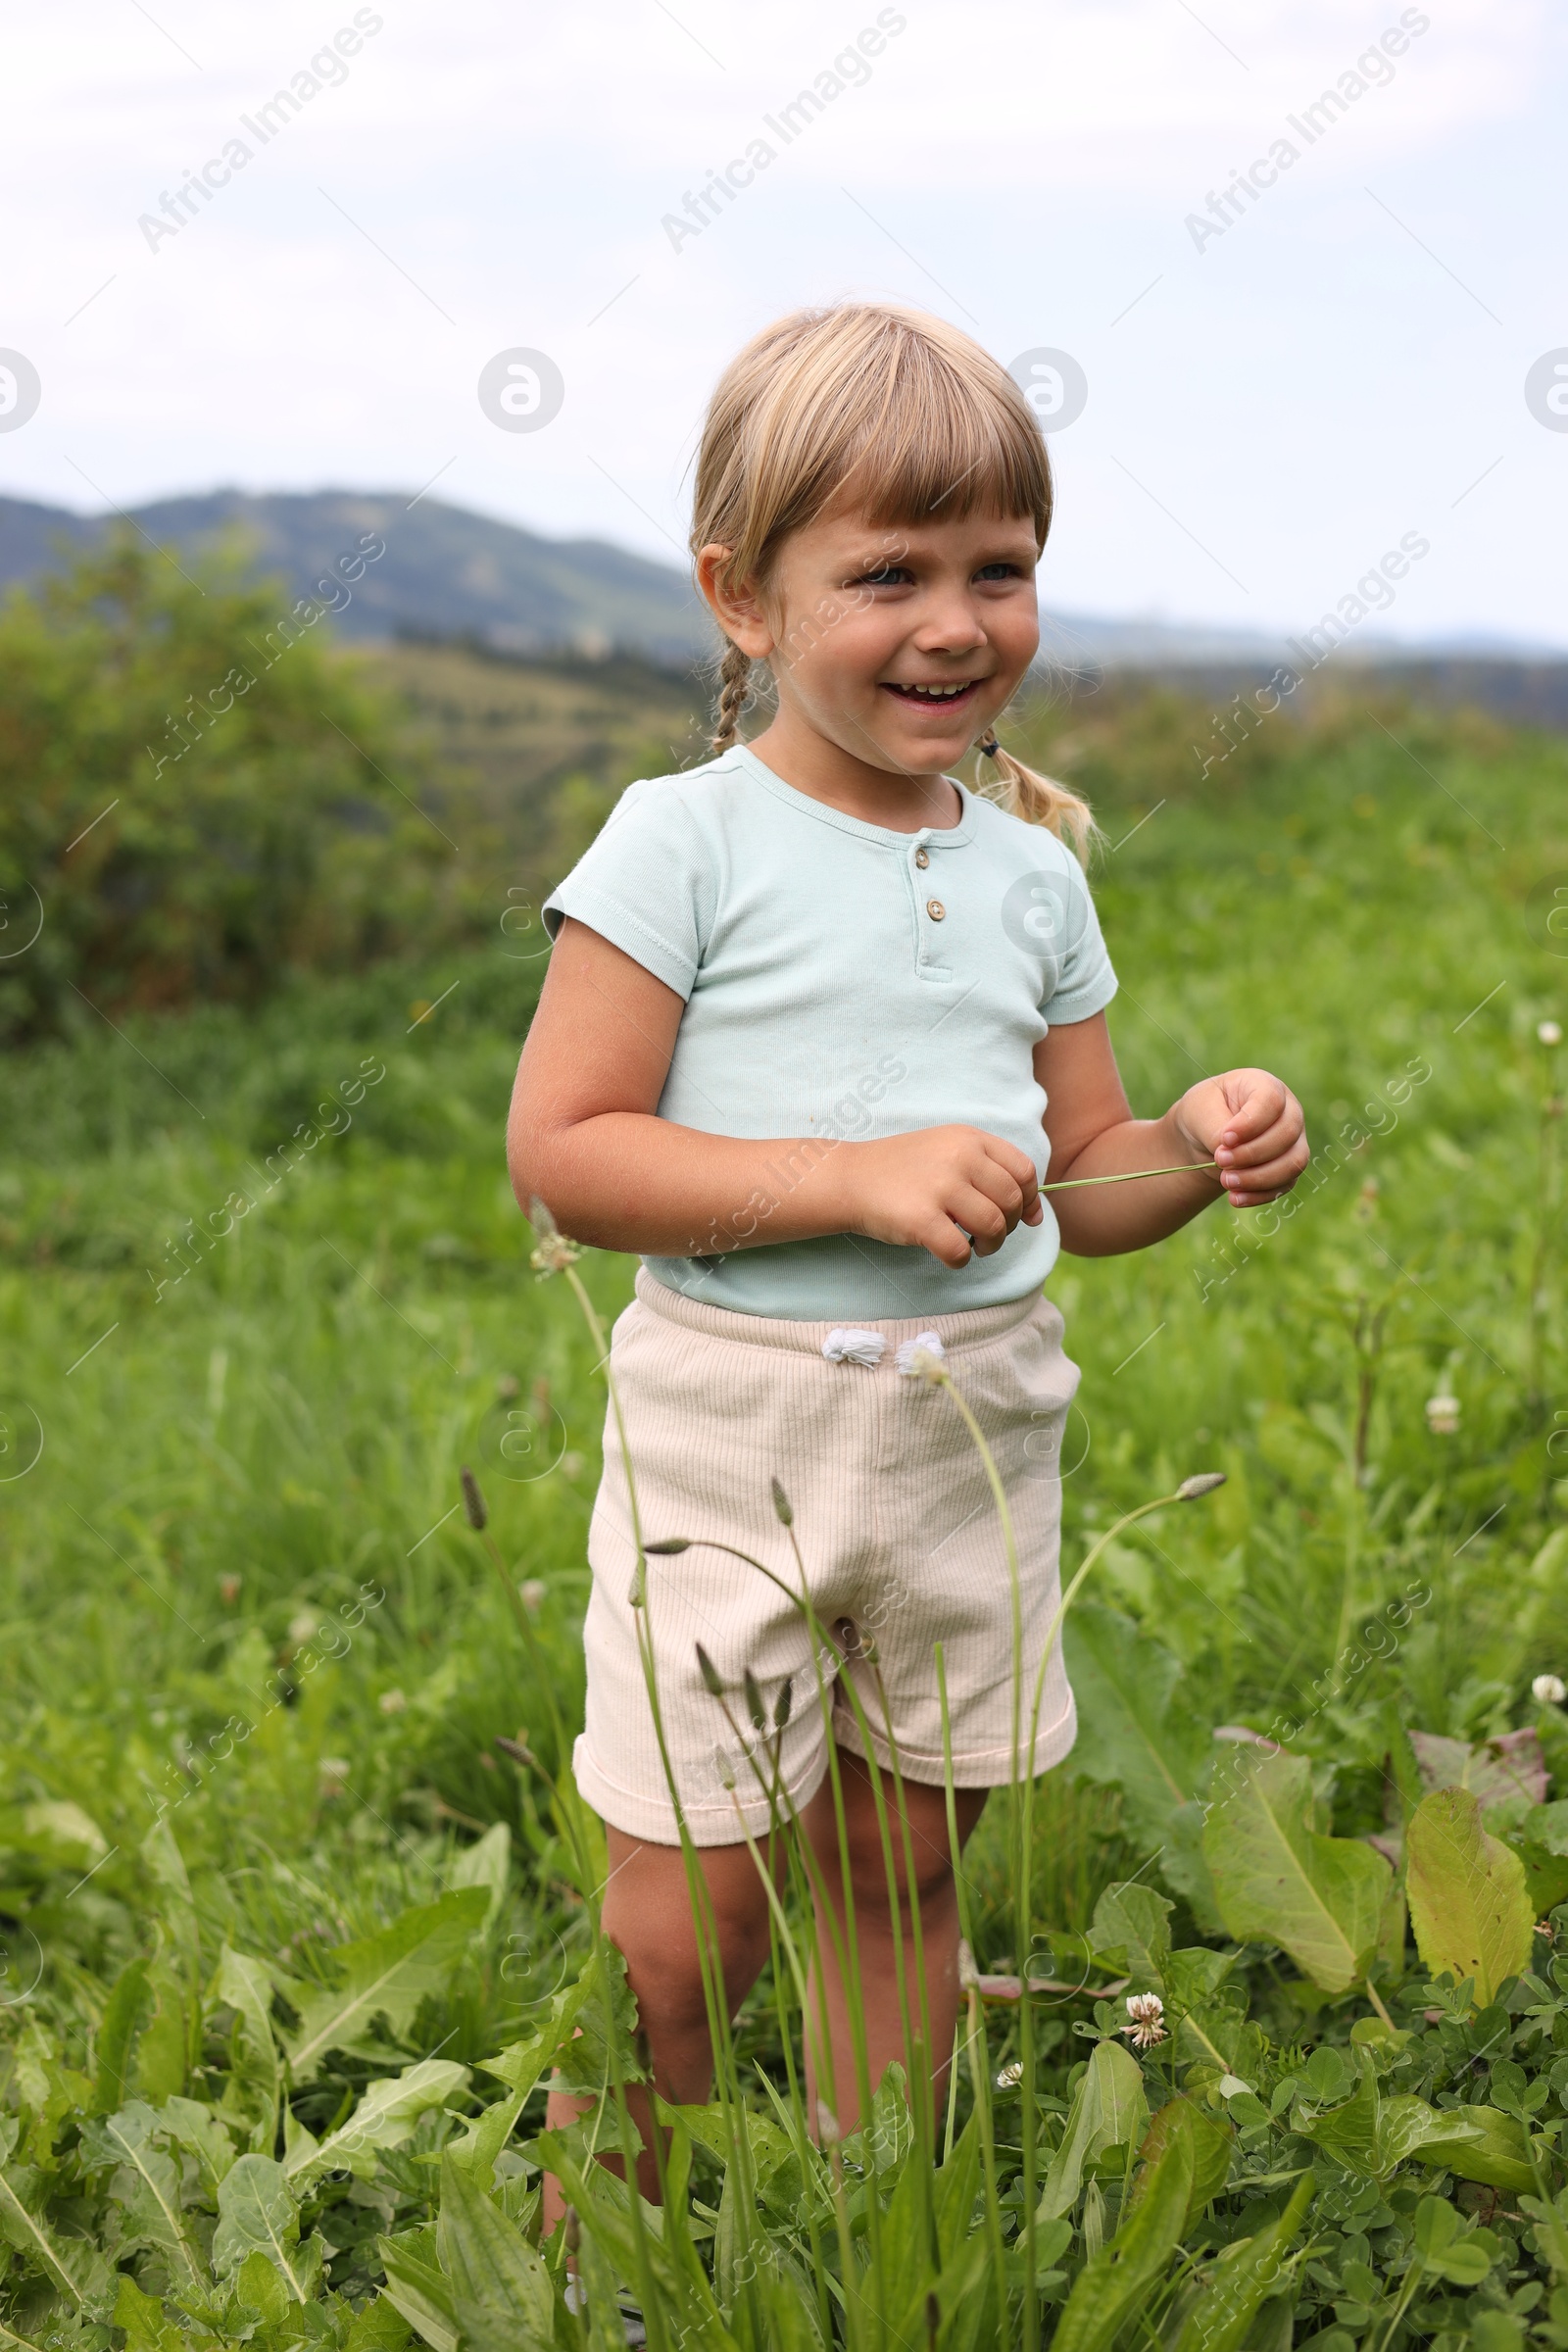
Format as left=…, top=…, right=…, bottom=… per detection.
left=741, top=707, right=962, bottom=834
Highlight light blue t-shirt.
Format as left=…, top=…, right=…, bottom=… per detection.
left=542, top=744, right=1117, bottom=1318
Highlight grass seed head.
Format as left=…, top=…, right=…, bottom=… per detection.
left=696, top=1643, right=725, bottom=1698
left=460, top=1464, right=488, bottom=1529
left=774, top=1675, right=794, bottom=1729
left=770, top=1475, right=793, bottom=1526
left=643, top=1537, right=690, bottom=1553
left=744, top=1668, right=767, bottom=1730
left=1177, top=1471, right=1226, bottom=1500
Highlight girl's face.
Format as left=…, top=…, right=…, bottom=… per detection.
left=704, top=500, right=1043, bottom=783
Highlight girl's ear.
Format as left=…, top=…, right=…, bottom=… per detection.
left=695, top=543, right=775, bottom=659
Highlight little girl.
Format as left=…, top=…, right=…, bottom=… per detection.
left=508, top=301, right=1306, bottom=2184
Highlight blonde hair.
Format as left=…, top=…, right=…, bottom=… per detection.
left=690, top=301, right=1095, bottom=863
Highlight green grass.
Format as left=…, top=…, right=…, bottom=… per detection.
left=3, top=692, right=1568, bottom=2345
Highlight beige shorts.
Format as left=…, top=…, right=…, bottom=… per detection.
left=573, top=1269, right=1081, bottom=1846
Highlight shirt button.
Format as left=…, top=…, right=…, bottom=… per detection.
left=926, top=898, right=946, bottom=921
left=914, top=846, right=930, bottom=868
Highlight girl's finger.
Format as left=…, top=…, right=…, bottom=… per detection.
left=1218, top=1079, right=1289, bottom=1143
left=1217, top=1109, right=1304, bottom=1169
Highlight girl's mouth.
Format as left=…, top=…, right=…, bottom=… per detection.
left=880, top=678, right=983, bottom=710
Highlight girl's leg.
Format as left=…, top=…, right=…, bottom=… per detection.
left=542, top=1823, right=777, bottom=2223
left=800, top=1745, right=987, bottom=2136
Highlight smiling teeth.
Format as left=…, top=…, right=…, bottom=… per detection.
left=903, top=683, right=969, bottom=698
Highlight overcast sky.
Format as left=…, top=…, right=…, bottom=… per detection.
left=1, top=0, right=1562, bottom=646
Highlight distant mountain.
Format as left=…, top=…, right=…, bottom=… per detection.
left=0, top=489, right=715, bottom=666
left=1, top=487, right=1563, bottom=679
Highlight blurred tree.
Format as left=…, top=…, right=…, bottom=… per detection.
left=0, top=531, right=459, bottom=1039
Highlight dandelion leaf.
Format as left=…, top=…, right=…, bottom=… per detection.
left=81, top=2100, right=205, bottom=2288
left=344, top=2292, right=415, bottom=2352
left=212, top=2153, right=316, bottom=2301
left=1202, top=1743, right=1391, bottom=1993
left=434, top=2153, right=553, bottom=2351
left=446, top=1821, right=510, bottom=1930
left=1090, top=1881, right=1173, bottom=1986
left=281, top=1886, right=488, bottom=2079
left=114, top=2275, right=185, bottom=2352
left=91, top=1954, right=152, bottom=2115
left=291, top=2058, right=469, bottom=2186
left=1406, top=1787, right=1534, bottom=2006
left=1062, top=1604, right=1208, bottom=1844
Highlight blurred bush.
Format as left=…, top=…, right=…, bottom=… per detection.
left=0, top=533, right=489, bottom=1039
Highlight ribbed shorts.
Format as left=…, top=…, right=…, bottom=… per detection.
left=572, top=1268, right=1082, bottom=1846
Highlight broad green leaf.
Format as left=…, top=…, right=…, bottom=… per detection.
left=230, top=2247, right=291, bottom=2328
left=1062, top=1604, right=1209, bottom=1842
left=84, top=2099, right=205, bottom=2287
left=1291, top=2059, right=1380, bottom=2176
left=1132, top=2095, right=1233, bottom=2227
left=1037, top=2037, right=1149, bottom=2221
left=1409, top=1728, right=1545, bottom=1810
left=212, top=1944, right=280, bottom=2151
left=1051, top=2096, right=1195, bottom=2352
left=377, top=2227, right=459, bottom=2352
left=286, top=2058, right=470, bottom=2184
left=282, top=1887, right=488, bottom=2079
left=211, top=2152, right=314, bottom=2300
left=447, top=1821, right=511, bottom=1929
left=1202, top=1744, right=1391, bottom=1993
left=1090, top=1882, right=1173, bottom=1986
left=141, top=1815, right=200, bottom=1979
left=113, top=2274, right=184, bottom=2352
left=92, top=1953, right=152, bottom=2114
left=1167, top=2173, right=1314, bottom=2352
left=435, top=2154, right=554, bottom=2349
left=1406, top=1787, right=1534, bottom=2006
left=345, top=2292, right=416, bottom=2351
left=158, top=2092, right=240, bottom=2191
left=0, top=2149, right=113, bottom=2314
left=1377, top=2092, right=1482, bottom=2175
left=1409, top=2104, right=1535, bottom=2195
left=133, top=1963, right=191, bottom=2103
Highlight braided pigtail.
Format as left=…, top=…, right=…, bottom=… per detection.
left=975, top=733, right=1098, bottom=868
left=710, top=639, right=754, bottom=754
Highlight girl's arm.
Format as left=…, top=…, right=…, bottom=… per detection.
left=509, top=918, right=1044, bottom=1268
left=1036, top=1013, right=1308, bottom=1258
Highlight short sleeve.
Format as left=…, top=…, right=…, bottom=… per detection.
left=1041, top=857, right=1117, bottom=1023
left=542, top=780, right=715, bottom=1000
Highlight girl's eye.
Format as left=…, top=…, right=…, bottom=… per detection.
left=974, top=562, right=1023, bottom=581
left=855, top=565, right=913, bottom=587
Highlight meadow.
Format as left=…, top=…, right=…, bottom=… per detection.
left=3, top=669, right=1568, bottom=2350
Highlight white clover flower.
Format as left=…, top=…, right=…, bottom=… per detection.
left=1534, top=1674, right=1567, bottom=1706
left=996, top=2060, right=1024, bottom=2089
left=1121, top=1991, right=1166, bottom=2048
left=318, top=1755, right=351, bottom=1794
left=377, top=1688, right=408, bottom=1714
left=1425, top=1394, right=1461, bottom=1436
left=287, top=1609, right=318, bottom=1646
left=1540, top=1021, right=1563, bottom=1047
left=518, top=1578, right=547, bottom=1612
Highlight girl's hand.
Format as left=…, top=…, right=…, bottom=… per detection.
left=837, top=1125, right=1043, bottom=1267
left=1173, top=1069, right=1309, bottom=1208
